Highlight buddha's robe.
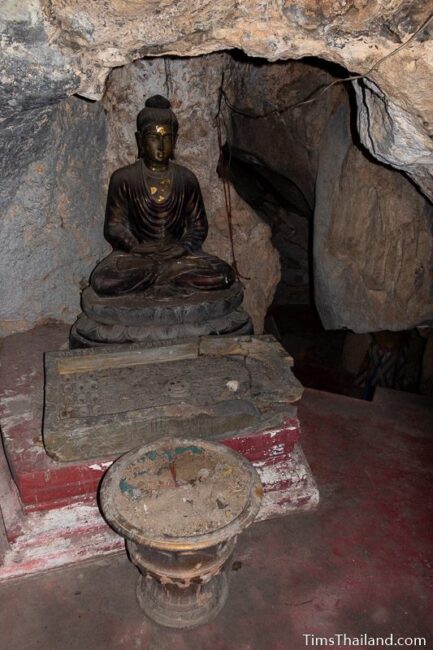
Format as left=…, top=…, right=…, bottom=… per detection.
left=91, top=160, right=235, bottom=296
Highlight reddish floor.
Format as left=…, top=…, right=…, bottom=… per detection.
left=0, top=387, right=432, bottom=649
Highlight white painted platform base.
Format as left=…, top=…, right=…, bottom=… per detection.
left=0, top=443, right=318, bottom=581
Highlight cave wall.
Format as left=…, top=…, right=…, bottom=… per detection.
left=1, top=2, right=432, bottom=335
left=2, top=1, right=432, bottom=198
left=224, top=58, right=345, bottom=305
left=0, top=97, right=107, bottom=335
left=315, top=101, right=433, bottom=332
left=224, top=57, right=433, bottom=331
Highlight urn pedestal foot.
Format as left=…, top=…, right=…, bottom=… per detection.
left=136, top=568, right=230, bottom=629
left=127, top=536, right=235, bottom=628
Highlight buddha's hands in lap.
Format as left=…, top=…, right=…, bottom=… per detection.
left=131, top=241, right=187, bottom=260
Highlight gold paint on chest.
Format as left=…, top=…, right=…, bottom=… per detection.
left=148, top=176, right=172, bottom=203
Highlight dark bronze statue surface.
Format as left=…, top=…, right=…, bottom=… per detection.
left=70, top=95, right=251, bottom=347
left=91, top=95, right=235, bottom=296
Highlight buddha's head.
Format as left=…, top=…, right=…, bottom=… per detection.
left=136, top=95, right=179, bottom=169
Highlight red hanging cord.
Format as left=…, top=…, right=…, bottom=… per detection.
left=214, top=88, right=250, bottom=283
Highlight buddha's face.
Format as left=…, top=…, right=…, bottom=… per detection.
left=137, top=123, right=176, bottom=168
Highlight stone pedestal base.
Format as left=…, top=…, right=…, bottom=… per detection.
left=71, top=307, right=252, bottom=347
left=70, top=283, right=253, bottom=347
left=0, top=324, right=319, bottom=581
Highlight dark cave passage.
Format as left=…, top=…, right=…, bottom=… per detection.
left=219, top=53, right=431, bottom=399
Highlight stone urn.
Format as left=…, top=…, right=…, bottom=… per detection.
left=100, top=436, right=263, bottom=629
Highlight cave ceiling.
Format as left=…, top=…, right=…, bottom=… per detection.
left=1, top=1, right=432, bottom=199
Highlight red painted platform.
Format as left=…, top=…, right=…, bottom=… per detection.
left=1, top=385, right=432, bottom=648
left=0, top=325, right=318, bottom=580
left=0, top=325, right=302, bottom=511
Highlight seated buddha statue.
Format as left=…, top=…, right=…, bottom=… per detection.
left=91, top=95, right=236, bottom=296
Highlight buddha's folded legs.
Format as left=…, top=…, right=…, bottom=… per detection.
left=91, top=250, right=235, bottom=296
left=157, top=252, right=236, bottom=290
left=91, top=252, right=158, bottom=295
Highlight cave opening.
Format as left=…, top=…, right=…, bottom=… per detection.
left=217, top=51, right=432, bottom=400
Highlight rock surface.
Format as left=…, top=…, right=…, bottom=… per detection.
left=314, top=101, right=433, bottom=332
left=1, top=1, right=432, bottom=198
left=223, top=56, right=433, bottom=331
left=0, top=96, right=107, bottom=336
left=223, top=59, right=345, bottom=305
left=1, top=1, right=432, bottom=335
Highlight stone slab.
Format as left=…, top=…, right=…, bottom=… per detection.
left=1, top=325, right=302, bottom=511
left=44, top=334, right=303, bottom=463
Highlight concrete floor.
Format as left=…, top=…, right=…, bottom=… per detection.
left=0, top=387, right=432, bottom=649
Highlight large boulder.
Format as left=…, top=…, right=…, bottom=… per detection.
left=314, top=101, right=433, bottom=332
left=0, top=97, right=107, bottom=335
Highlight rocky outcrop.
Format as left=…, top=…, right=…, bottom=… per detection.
left=2, top=1, right=431, bottom=198
left=0, top=96, right=107, bottom=336
left=314, top=101, right=433, bottom=332
left=0, top=1, right=432, bottom=335
left=355, top=77, right=433, bottom=202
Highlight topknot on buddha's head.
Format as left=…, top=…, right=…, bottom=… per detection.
left=145, top=95, right=171, bottom=110
left=137, top=95, right=179, bottom=135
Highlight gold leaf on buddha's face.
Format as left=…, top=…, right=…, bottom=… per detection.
left=141, top=123, right=175, bottom=167
left=155, top=124, right=170, bottom=136
left=150, top=186, right=157, bottom=195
